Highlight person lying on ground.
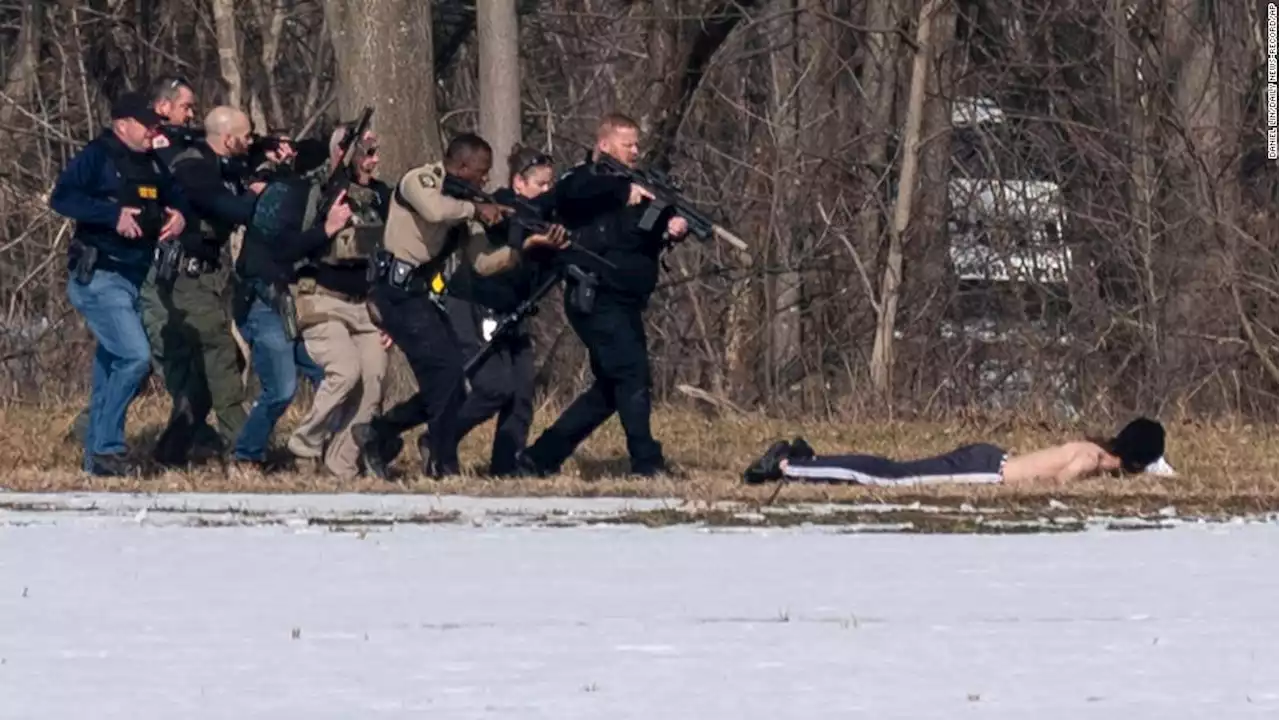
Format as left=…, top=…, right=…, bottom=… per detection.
left=742, top=417, right=1167, bottom=487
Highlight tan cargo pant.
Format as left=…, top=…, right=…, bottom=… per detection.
left=288, top=290, right=387, bottom=479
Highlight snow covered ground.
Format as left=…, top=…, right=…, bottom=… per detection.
left=1, top=492, right=1276, bottom=719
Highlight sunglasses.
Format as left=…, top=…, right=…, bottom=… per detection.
left=159, top=76, right=193, bottom=92
left=515, top=152, right=552, bottom=177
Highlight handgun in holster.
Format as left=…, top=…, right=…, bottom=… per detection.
left=154, top=240, right=185, bottom=283
left=564, top=264, right=598, bottom=314
left=262, top=282, right=299, bottom=341
left=366, top=249, right=394, bottom=286
left=72, top=241, right=99, bottom=285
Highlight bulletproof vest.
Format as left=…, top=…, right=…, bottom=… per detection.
left=317, top=181, right=383, bottom=266
left=102, top=139, right=166, bottom=242
left=167, top=146, right=219, bottom=240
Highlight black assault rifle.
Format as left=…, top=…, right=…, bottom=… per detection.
left=592, top=153, right=748, bottom=252
left=461, top=260, right=612, bottom=379
left=440, top=176, right=620, bottom=379
left=312, top=106, right=374, bottom=229
left=440, top=175, right=556, bottom=247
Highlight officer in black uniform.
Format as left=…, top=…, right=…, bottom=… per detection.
left=49, top=91, right=189, bottom=476
left=517, top=113, right=688, bottom=478
left=431, top=145, right=559, bottom=475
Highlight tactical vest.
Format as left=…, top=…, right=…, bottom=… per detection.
left=167, top=146, right=218, bottom=240
left=101, top=139, right=166, bottom=242
left=317, top=181, right=383, bottom=266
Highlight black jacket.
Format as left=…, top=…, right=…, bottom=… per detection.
left=168, top=142, right=258, bottom=263
left=236, top=172, right=330, bottom=285
left=445, top=186, right=551, bottom=314
left=552, top=159, right=672, bottom=306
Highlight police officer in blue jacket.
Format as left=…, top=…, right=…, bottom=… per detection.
left=49, top=91, right=189, bottom=476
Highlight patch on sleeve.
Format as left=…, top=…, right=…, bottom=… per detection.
left=416, top=171, right=437, bottom=190
left=151, top=134, right=170, bottom=149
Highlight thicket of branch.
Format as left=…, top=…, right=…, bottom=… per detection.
left=0, top=0, right=1275, bottom=422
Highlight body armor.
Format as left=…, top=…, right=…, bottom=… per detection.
left=101, top=139, right=166, bottom=241
left=318, top=181, right=384, bottom=265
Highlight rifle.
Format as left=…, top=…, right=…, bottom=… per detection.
left=440, top=175, right=558, bottom=248
left=312, top=106, right=374, bottom=228
left=592, top=153, right=749, bottom=252
left=460, top=251, right=617, bottom=379
left=461, top=271, right=558, bottom=378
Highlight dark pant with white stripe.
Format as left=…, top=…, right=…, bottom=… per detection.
left=783, top=443, right=1007, bottom=486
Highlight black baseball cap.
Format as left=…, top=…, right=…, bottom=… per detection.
left=111, top=91, right=162, bottom=127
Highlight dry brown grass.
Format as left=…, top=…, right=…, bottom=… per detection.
left=0, top=395, right=1276, bottom=519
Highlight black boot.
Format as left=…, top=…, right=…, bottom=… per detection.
left=789, top=437, right=816, bottom=461
left=352, top=422, right=398, bottom=480
left=86, top=453, right=135, bottom=478
left=743, top=441, right=792, bottom=485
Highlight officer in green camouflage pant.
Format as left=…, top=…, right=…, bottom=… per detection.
left=141, top=259, right=248, bottom=465
left=143, top=106, right=270, bottom=466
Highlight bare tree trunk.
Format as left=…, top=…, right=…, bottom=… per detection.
left=325, top=0, right=440, bottom=180
left=901, top=0, right=956, bottom=396
left=325, top=0, right=440, bottom=400
left=766, top=0, right=803, bottom=401
left=869, top=0, right=948, bottom=401
left=252, top=0, right=288, bottom=128
left=0, top=0, right=42, bottom=133
left=478, top=0, right=522, bottom=189
left=210, top=0, right=244, bottom=108
left=854, top=0, right=900, bottom=323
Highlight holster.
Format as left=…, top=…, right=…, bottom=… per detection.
left=261, top=281, right=299, bottom=341
left=154, top=240, right=185, bottom=283
left=368, top=249, right=441, bottom=296
left=564, top=265, right=598, bottom=314
left=71, top=240, right=99, bottom=285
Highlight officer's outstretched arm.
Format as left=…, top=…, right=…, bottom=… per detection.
left=463, top=222, right=520, bottom=277
left=49, top=144, right=119, bottom=227
left=398, top=169, right=473, bottom=223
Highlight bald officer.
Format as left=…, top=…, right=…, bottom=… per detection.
left=353, top=133, right=567, bottom=479
left=141, top=105, right=264, bottom=467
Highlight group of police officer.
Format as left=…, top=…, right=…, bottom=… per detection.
left=51, top=76, right=690, bottom=481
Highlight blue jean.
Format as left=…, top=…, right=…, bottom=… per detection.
left=67, top=270, right=152, bottom=469
left=295, top=338, right=323, bottom=389
left=234, top=294, right=302, bottom=461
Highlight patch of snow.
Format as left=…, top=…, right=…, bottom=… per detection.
left=0, top=503, right=1274, bottom=718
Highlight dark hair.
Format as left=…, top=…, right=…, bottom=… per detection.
left=445, top=133, right=492, bottom=164
left=149, top=76, right=193, bottom=104
left=1088, top=417, right=1166, bottom=474
left=507, top=144, right=553, bottom=185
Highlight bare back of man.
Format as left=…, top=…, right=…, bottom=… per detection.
left=1000, top=441, right=1122, bottom=486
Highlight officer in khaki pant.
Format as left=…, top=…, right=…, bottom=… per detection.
left=286, top=127, right=394, bottom=479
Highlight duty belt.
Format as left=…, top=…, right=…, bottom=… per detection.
left=368, top=249, right=447, bottom=296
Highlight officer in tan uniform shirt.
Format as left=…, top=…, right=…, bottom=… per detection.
left=354, top=132, right=567, bottom=479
